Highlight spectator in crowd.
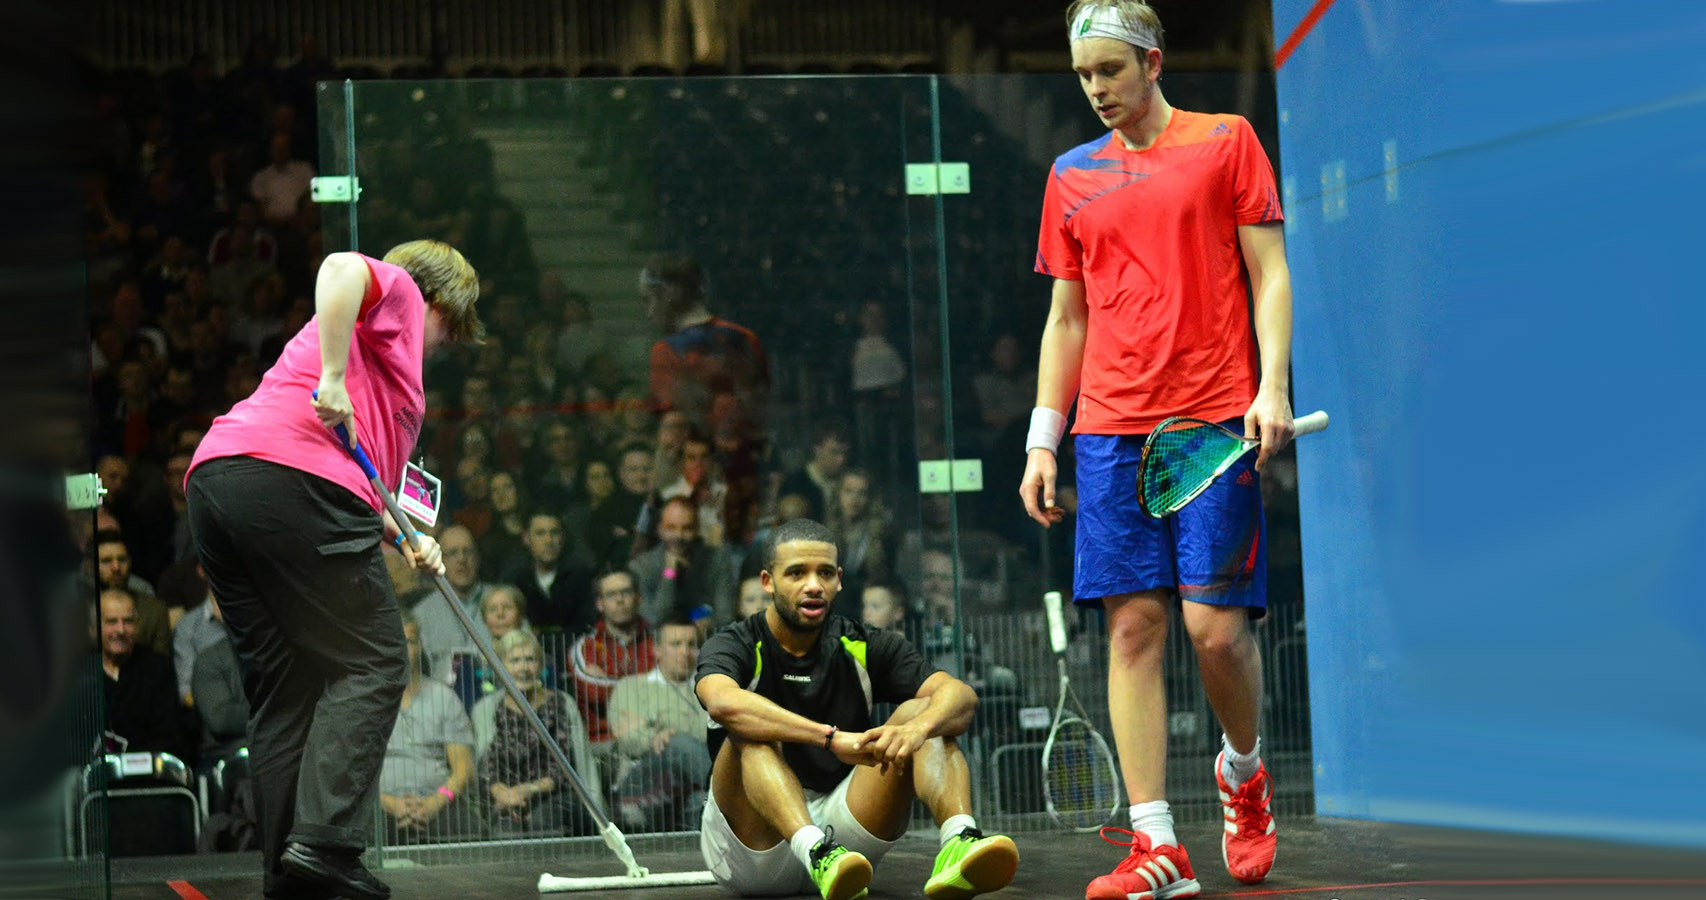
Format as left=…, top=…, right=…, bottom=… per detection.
left=231, top=270, right=288, bottom=357
left=826, top=467, right=892, bottom=601
left=594, top=443, right=652, bottom=565
left=521, top=324, right=560, bottom=406
left=656, top=429, right=729, bottom=546
left=249, top=133, right=316, bottom=226
left=411, top=525, right=494, bottom=684
left=736, top=574, right=769, bottom=620
left=568, top=570, right=657, bottom=749
left=606, top=616, right=709, bottom=832
left=208, top=221, right=273, bottom=307
left=160, top=448, right=198, bottom=568
left=610, top=389, right=658, bottom=451
left=573, top=383, right=621, bottom=460
left=189, top=147, right=239, bottom=230
left=850, top=300, right=906, bottom=397
left=778, top=419, right=851, bottom=523
left=129, top=168, right=196, bottom=252
left=849, top=300, right=907, bottom=474
left=972, top=333, right=1035, bottom=440
left=509, top=511, right=597, bottom=635
left=187, top=595, right=248, bottom=770
left=646, top=409, right=691, bottom=514
left=472, top=629, right=599, bottom=835
left=172, top=577, right=230, bottom=704
left=207, top=201, right=278, bottom=267
left=98, top=588, right=191, bottom=761
left=897, top=495, right=1017, bottom=615
left=450, top=457, right=493, bottom=537
left=141, top=232, right=196, bottom=313
left=478, top=470, right=530, bottom=582
left=526, top=418, right=583, bottom=517
left=580, top=456, right=632, bottom=571
left=859, top=581, right=910, bottom=635
left=429, top=373, right=524, bottom=475
left=381, top=609, right=477, bottom=844
left=158, top=293, right=200, bottom=362
left=641, top=254, right=768, bottom=544
left=86, top=530, right=172, bottom=657
left=99, top=357, right=171, bottom=459
left=553, top=287, right=606, bottom=382
left=481, top=584, right=530, bottom=643
left=630, top=497, right=738, bottom=628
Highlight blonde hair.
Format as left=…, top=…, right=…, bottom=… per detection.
left=1065, top=0, right=1166, bottom=54
left=383, top=240, right=484, bottom=343
left=495, top=626, right=542, bottom=660
left=481, top=584, right=528, bottom=620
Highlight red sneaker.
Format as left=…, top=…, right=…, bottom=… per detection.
left=1216, top=751, right=1277, bottom=883
left=1084, top=828, right=1200, bottom=900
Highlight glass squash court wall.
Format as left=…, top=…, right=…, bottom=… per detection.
left=307, top=71, right=1312, bottom=871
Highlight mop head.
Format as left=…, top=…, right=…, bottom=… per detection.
left=537, top=822, right=717, bottom=891
left=536, top=869, right=718, bottom=892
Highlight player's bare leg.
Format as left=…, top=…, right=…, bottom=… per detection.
left=1180, top=603, right=1262, bottom=751
left=1181, top=601, right=1275, bottom=884
left=1103, top=589, right=1173, bottom=804
left=1085, top=589, right=1202, bottom=900
left=845, top=699, right=1016, bottom=899
left=711, top=737, right=871, bottom=900
left=710, top=736, right=809, bottom=849
left=844, top=699, right=965, bottom=837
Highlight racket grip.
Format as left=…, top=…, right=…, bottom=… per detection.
left=313, top=390, right=381, bottom=480
left=1044, top=590, right=1068, bottom=654
left=1293, top=410, right=1330, bottom=436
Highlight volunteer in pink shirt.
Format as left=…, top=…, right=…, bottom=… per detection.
left=185, top=240, right=481, bottom=900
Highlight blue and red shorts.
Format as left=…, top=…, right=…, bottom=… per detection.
left=1072, top=427, right=1267, bottom=617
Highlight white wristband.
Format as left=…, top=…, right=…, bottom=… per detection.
left=1025, top=407, right=1067, bottom=454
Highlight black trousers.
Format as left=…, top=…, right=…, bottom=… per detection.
left=186, top=456, right=406, bottom=894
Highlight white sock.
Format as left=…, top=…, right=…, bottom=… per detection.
left=1128, top=800, right=1176, bottom=848
left=939, top=813, right=978, bottom=846
left=1221, top=735, right=1263, bottom=791
left=789, top=825, right=827, bottom=870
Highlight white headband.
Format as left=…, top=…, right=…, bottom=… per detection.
left=1069, top=5, right=1159, bottom=51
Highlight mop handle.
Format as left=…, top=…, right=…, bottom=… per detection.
left=320, top=408, right=633, bottom=865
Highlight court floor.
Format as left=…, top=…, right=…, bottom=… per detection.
left=95, top=816, right=1705, bottom=900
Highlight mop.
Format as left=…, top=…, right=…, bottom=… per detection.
left=328, top=420, right=716, bottom=892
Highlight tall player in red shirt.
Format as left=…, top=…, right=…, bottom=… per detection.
left=1018, top=3, right=1295, bottom=897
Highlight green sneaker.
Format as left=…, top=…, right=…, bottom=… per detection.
left=924, top=828, right=1019, bottom=899
left=808, top=828, right=872, bottom=900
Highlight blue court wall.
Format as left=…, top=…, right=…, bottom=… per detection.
left=1271, top=0, right=1706, bottom=846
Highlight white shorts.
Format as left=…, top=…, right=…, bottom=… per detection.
left=698, top=769, right=898, bottom=896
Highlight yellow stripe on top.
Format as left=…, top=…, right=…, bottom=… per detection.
left=838, top=636, right=868, bottom=668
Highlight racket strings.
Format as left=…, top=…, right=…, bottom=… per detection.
left=1044, top=719, right=1119, bottom=830
left=1140, top=421, right=1247, bottom=516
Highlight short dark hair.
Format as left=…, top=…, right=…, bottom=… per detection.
left=526, top=510, right=564, bottom=530
left=762, top=518, right=836, bottom=570
left=659, top=613, right=699, bottom=636
left=640, top=253, right=703, bottom=302
left=863, top=578, right=908, bottom=607
left=594, top=567, right=636, bottom=594
left=94, top=530, right=128, bottom=550
left=812, top=418, right=851, bottom=448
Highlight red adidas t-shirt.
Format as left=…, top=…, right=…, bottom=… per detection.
left=1034, top=110, right=1283, bottom=434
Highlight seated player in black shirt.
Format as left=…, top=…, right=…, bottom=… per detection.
left=694, top=518, right=1019, bottom=900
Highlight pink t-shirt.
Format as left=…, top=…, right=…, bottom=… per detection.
left=189, top=255, right=426, bottom=511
